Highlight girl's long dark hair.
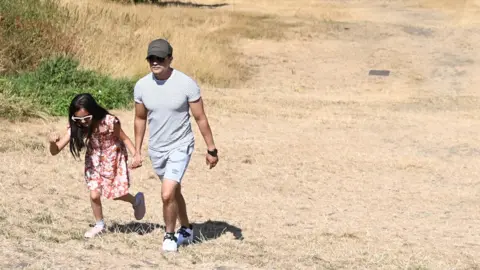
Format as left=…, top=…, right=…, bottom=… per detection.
left=68, top=93, right=109, bottom=159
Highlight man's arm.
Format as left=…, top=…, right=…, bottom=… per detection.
left=133, top=102, right=148, bottom=166
left=190, top=97, right=216, bottom=151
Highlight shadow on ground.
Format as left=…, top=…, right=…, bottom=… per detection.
left=123, top=0, right=228, bottom=8
left=101, top=220, right=242, bottom=241
left=192, top=220, right=244, bottom=243
left=107, top=222, right=164, bottom=235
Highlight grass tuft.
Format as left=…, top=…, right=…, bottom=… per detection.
left=0, top=0, right=76, bottom=75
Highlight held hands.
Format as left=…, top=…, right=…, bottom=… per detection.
left=129, top=152, right=143, bottom=169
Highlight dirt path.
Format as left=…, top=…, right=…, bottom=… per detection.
left=2, top=1, right=480, bottom=269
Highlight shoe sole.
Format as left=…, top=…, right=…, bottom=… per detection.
left=134, top=192, right=146, bottom=220
left=84, top=229, right=106, bottom=238
left=176, top=236, right=194, bottom=246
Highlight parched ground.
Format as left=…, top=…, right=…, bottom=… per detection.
left=2, top=0, right=480, bottom=269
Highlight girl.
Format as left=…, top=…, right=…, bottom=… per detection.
left=49, top=93, right=146, bottom=238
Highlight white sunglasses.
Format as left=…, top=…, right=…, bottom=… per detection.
left=71, top=115, right=93, bottom=123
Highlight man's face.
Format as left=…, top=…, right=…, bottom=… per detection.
left=147, top=55, right=172, bottom=75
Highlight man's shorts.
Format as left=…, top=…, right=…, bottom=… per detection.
left=148, top=142, right=194, bottom=183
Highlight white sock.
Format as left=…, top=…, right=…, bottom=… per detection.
left=95, top=220, right=105, bottom=228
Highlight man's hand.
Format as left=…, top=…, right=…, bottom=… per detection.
left=206, top=151, right=218, bottom=169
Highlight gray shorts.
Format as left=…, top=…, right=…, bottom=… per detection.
left=148, top=142, right=194, bottom=183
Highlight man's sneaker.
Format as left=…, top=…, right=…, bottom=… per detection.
left=175, top=226, right=194, bottom=245
left=162, top=233, right=178, bottom=252
left=133, top=192, right=146, bottom=220
left=84, top=225, right=106, bottom=238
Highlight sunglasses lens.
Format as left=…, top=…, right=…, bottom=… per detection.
left=148, top=56, right=165, bottom=63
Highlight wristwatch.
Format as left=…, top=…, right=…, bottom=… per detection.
left=207, top=148, right=218, bottom=157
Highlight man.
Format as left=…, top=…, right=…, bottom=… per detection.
left=131, top=38, right=219, bottom=252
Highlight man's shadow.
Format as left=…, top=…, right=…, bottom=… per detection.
left=107, top=222, right=164, bottom=235
left=104, top=220, right=243, bottom=243
left=191, top=220, right=243, bottom=243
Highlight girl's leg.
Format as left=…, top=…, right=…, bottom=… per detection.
left=90, top=190, right=103, bottom=221
left=84, top=189, right=106, bottom=238
left=114, top=193, right=135, bottom=204
left=114, top=193, right=146, bottom=221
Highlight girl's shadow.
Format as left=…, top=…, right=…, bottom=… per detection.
left=107, top=222, right=164, bottom=235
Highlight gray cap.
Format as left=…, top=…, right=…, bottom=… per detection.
left=146, top=38, right=173, bottom=59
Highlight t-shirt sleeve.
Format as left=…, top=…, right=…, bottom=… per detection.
left=134, top=81, right=143, bottom=104
left=107, top=114, right=120, bottom=133
left=186, top=78, right=201, bottom=102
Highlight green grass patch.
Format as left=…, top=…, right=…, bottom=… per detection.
left=0, top=0, right=133, bottom=120
left=0, top=57, right=135, bottom=119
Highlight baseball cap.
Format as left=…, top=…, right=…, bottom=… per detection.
left=146, top=38, right=173, bottom=59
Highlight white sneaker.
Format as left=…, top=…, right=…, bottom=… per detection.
left=84, top=225, right=105, bottom=238
left=162, top=233, right=178, bottom=252
left=175, top=226, right=194, bottom=245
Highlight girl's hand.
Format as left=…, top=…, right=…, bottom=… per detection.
left=48, top=130, right=70, bottom=156
left=48, top=132, right=60, bottom=144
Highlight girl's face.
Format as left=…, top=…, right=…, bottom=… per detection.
left=71, top=108, right=93, bottom=127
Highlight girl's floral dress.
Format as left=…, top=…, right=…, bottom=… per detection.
left=83, top=114, right=130, bottom=199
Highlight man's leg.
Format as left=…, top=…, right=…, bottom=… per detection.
left=162, top=143, right=194, bottom=250
left=175, top=183, right=194, bottom=246
left=161, top=179, right=179, bottom=234
left=147, top=149, right=179, bottom=251
left=176, top=184, right=190, bottom=228
left=160, top=177, right=180, bottom=252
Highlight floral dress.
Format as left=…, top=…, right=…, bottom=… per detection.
left=83, top=114, right=130, bottom=199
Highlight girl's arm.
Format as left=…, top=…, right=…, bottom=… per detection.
left=114, top=121, right=136, bottom=156
left=49, top=130, right=70, bottom=156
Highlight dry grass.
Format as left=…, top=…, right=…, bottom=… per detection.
left=0, top=80, right=48, bottom=121
left=408, top=0, right=470, bottom=9
left=57, top=0, right=302, bottom=87
left=3, top=0, right=480, bottom=269
left=0, top=0, right=76, bottom=75
left=408, top=0, right=480, bottom=25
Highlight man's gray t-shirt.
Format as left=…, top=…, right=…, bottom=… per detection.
left=134, top=69, right=201, bottom=152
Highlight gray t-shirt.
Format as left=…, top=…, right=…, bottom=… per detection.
left=134, top=69, right=201, bottom=152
